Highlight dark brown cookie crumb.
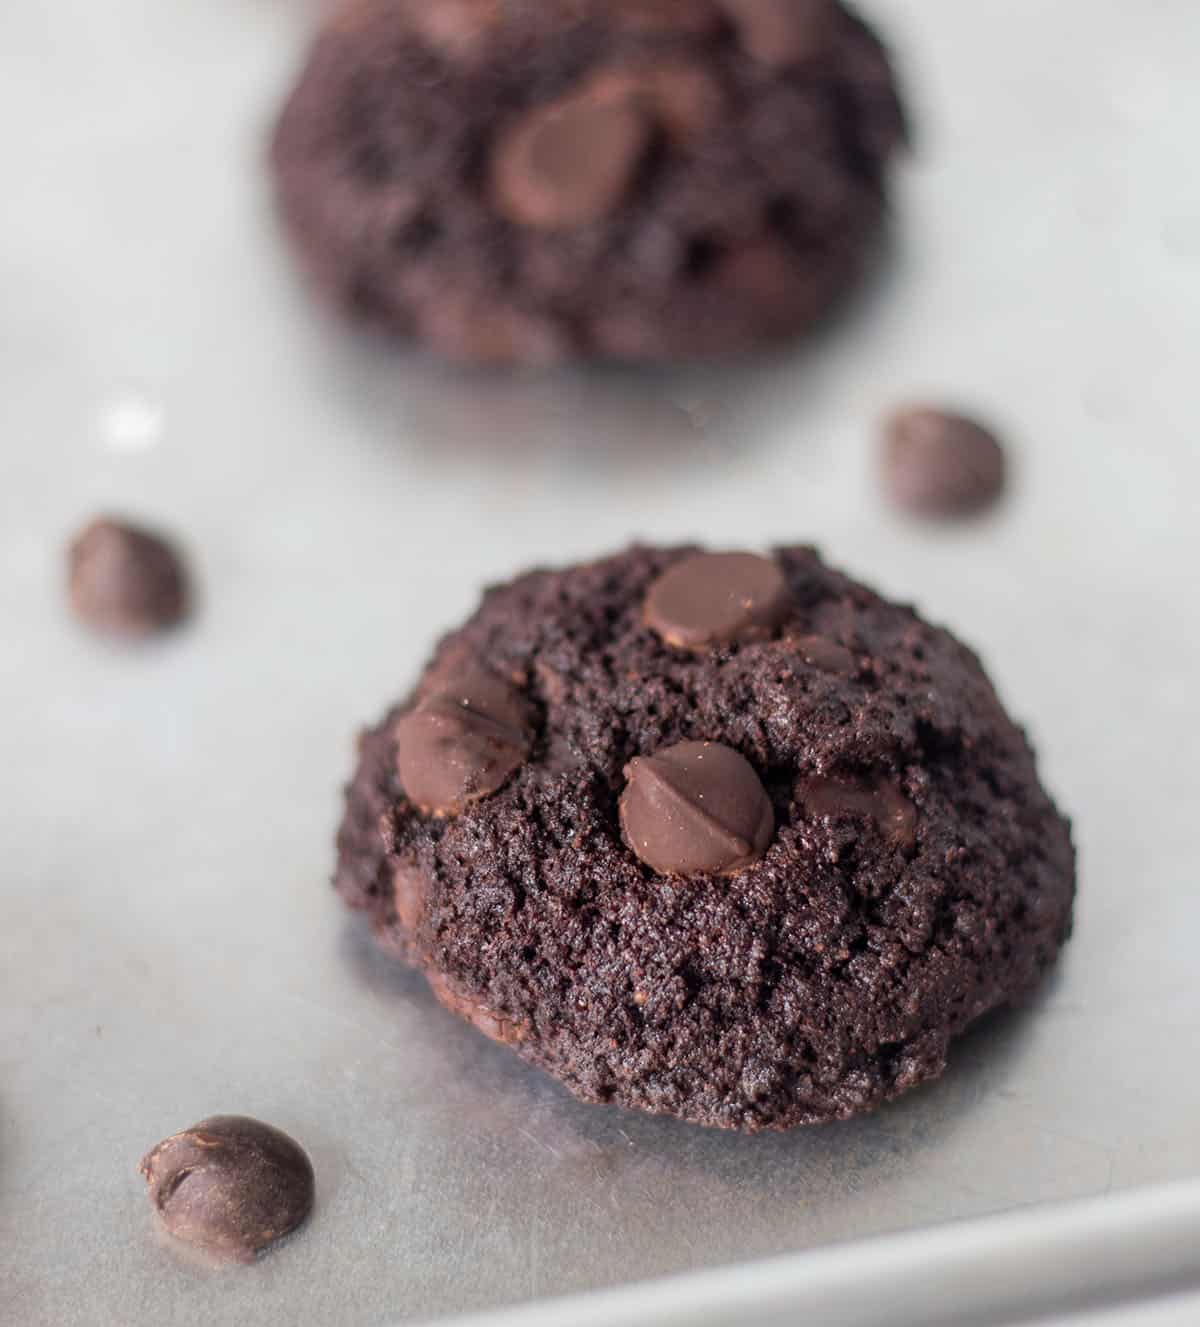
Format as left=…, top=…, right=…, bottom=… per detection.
left=335, top=544, right=1075, bottom=1132
left=67, top=516, right=189, bottom=638
left=883, top=406, right=1008, bottom=518
left=139, top=1116, right=314, bottom=1262
left=271, top=0, right=907, bottom=364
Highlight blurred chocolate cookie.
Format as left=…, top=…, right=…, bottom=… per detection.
left=271, top=0, right=906, bottom=363
left=335, top=545, right=1075, bottom=1131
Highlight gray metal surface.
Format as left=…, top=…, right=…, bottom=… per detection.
left=435, top=1180, right=1200, bottom=1327
left=2, top=1, right=1199, bottom=1324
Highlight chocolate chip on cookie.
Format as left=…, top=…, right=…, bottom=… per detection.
left=643, top=551, right=792, bottom=649
left=491, top=94, right=651, bottom=231
left=800, top=774, right=918, bottom=855
left=621, top=740, right=775, bottom=876
left=395, top=659, right=532, bottom=815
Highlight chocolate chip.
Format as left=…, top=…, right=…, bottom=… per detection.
left=585, top=63, right=725, bottom=143
left=491, top=94, right=650, bottom=230
left=644, top=551, right=791, bottom=650
left=620, top=740, right=774, bottom=876
left=395, top=661, right=532, bottom=815
left=790, top=634, right=856, bottom=673
left=138, top=1116, right=314, bottom=1263
left=800, top=775, right=917, bottom=854
left=883, top=406, right=1008, bottom=518
left=718, top=0, right=838, bottom=67
left=426, top=968, right=528, bottom=1045
left=67, top=516, right=189, bottom=638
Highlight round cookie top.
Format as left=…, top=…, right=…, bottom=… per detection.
left=336, top=545, right=1075, bottom=1131
left=272, top=0, right=906, bottom=363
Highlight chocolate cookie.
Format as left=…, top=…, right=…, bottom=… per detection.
left=335, top=546, right=1075, bottom=1132
left=271, top=0, right=906, bottom=364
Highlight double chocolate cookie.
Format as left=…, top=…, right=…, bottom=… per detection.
left=272, top=0, right=906, bottom=363
left=336, top=546, right=1075, bottom=1131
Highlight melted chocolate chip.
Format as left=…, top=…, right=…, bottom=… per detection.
left=491, top=94, right=651, bottom=230
left=67, top=516, right=189, bottom=638
left=718, top=0, right=838, bottom=67
left=395, top=661, right=532, bottom=815
left=883, top=406, right=1008, bottom=518
left=644, top=551, right=791, bottom=650
left=138, top=1116, right=313, bottom=1263
left=620, top=740, right=775, bottom=876
left=800, top=775, right=917, bottom=854
left=790, top=634, right=856, bottom=674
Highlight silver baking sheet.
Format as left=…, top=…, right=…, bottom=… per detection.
left=3, top=1, right=1199, bottom=1324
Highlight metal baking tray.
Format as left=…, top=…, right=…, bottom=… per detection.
left=3, top=1, right=1199, bottom=1323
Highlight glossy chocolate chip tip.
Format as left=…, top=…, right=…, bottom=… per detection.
left=620, top=740, right=775, bottom=876
left=644, top=550, right=791, bottom=650
left=395, top=659, right=533, bottom=816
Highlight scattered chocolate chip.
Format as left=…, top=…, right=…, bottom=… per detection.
left=491, top=94, right=651, bottom=231
left=644, top=551, right=791, bottom=650
left=395, top=661, right=532, bottom=815
left=426, top=968, right=528, bottom=1045
left=621, top=740, right=775, bottom=876
left=790, top=634, right=856, bottom=673
left=138, top=1116, right=313, bottom=1263
left=67, top=516, right=189, bottom=638
left=883, top=406, right=1008, bottom=518
left=717, top=0, right=838, bottom=67
left=800, top=775, right=917, bottom=854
